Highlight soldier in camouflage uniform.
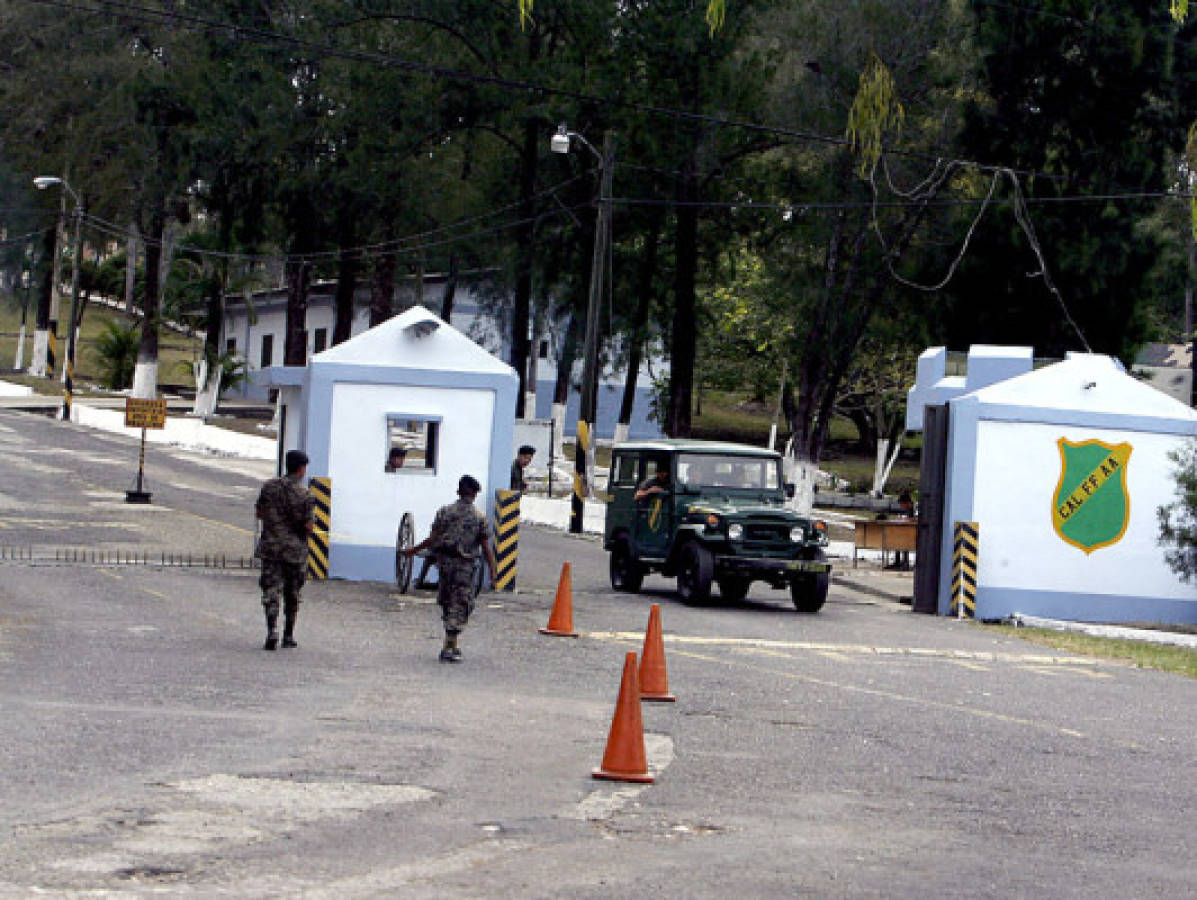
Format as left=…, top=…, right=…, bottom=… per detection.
left=403, top=475, right=498, bottom=662
left=255, top=449, right=316, bottom=650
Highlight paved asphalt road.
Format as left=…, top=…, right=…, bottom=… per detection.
left=0, top=409, right=1194, bottom=897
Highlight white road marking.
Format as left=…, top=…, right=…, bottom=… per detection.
left=588, top=631, right=1114, bottom=667
left=565, top=733, right=674, bottom=822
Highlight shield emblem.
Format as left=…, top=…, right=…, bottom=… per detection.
left=1051, top=439, right=1132, bottom=554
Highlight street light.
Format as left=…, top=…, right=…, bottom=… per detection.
left=551, top=124, right=614, bottom=534
left=34, top=176, right=83, bottom=421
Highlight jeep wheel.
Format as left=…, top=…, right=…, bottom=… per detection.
left=717, top=576, right=750, bottom=603
left=609, top=538, right=644, bottom=592
left=677, top=542, right=714, bottom=604
left=790, top=549, right=829, bottom=613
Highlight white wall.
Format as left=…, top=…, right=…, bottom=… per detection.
left=327, top=382, right=495, bottom=553
left=970, top=420, right=1192, bottom=603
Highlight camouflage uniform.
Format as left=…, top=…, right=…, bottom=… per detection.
left=256, top=473, right=315, bottom=639
left=431, top=497, right=490, bottom=635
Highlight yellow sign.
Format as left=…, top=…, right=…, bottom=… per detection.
left=124, top=398, right=167, bottom=429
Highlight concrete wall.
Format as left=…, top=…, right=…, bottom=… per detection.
left=957, top=420, right=1194, bottom=622
left=324, top=382, right=496, bottom=582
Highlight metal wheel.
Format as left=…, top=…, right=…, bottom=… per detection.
left=395, top=512, right=415, bottom=593
left=472, top=557, right=486, bottom=598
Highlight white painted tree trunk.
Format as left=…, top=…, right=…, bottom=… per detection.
left=523, top=391, right=537, bottom=421
left=132, top=360, right=158, bottom=399
left=29, top=329, right=48, bottom=377
left=192, top=358, right=222, bottom=417
left=613, top=421, right=630, bottom=444
left=784, top=454, right=817, bottom=516
left=872, top=438, right=890, bottom=496
left=871, top=437, right=903, bottom=496
left=551, top=402, right=566, bottom=457
left=14, top=324, right=26, bottom=370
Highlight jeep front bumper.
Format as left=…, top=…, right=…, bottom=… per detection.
left=714, top=556, right=831, bottom=577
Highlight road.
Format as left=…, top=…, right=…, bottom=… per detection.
left=0, top=408, right=1194, bottom=897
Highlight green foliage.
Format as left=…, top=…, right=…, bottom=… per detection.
left=1158, top=439, right=1197, bottom=583
left=91, top=320, right=139, bottom=390
left=940, top=0, right=1196, bottom=362
left=846, top=52, right=905, bottom=177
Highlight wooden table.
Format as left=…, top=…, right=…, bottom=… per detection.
left=853, top=519, right=917, bottom=568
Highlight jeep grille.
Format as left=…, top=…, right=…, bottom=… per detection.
left=746, top=524, right=789, bottom=543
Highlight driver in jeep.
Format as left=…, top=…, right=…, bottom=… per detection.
left=634, top=466, right=670, bottom=502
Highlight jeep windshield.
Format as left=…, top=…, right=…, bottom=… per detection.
left=677, top=453, right=783, bottom=494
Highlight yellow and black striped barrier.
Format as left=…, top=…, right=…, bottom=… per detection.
left=951, top=520, right=979, bottom=618
left=570, top=420, right=590, bottom=534
left=307, top=476, right=331, bottom=580
left=493, top=489, right=520, bottom=591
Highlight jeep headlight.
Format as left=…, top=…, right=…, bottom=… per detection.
left=789, top=526, right=805, bottom=542
left=727, top=523, right=744, bottom=541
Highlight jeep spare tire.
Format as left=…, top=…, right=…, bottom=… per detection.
left=609, top=538, right=644, bottom=592
left=677, top=542, right=714, bottom=603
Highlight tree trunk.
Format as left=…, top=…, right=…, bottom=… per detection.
left=668, top=166, right=699, bottom=438
left=132, top=204, right=166, bottom=399
left=284, top=258, right=310, bottom=366
left=369, top=251, right=396, bottom=327
left=125, top=227, right=138, bottom=315
left=440, top=253, right=458, bottom=323
left=617, top=213, right=661, bottom=443
left=511, top=117, right=540, bottom=419
left=29, top=225, right=56, bottom=377
left=333, top=247, right=358, bottom=345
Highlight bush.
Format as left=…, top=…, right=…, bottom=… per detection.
left=1158, top=439, right=1197, bottom=583
left=92, top=320, right=139, bottom=390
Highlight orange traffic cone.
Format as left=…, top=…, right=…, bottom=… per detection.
left=639, top=603, right=676, bottom=702
left=540, top=562, right=579, bottom=637
left=592, top=651, right=654, bottom=783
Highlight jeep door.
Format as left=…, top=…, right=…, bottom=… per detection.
left=605, top=451, right=639, bottom=545
left=635, top=454, right=674, bottom=559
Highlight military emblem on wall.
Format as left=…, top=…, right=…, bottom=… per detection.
left=1051, top=439, right=1133, bottom=554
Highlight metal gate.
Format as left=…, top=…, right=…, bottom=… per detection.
left=913, top=404, right=949, bottom=613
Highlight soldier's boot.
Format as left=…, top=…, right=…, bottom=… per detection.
left=282, top=615, right=297, bottom=649
left=439, top=633, right=458, bottom=663
left=263, top=612, right=279, bottom=651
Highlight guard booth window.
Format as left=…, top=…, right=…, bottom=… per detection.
left=385, top=414, right=440, bottom=473
left=260, top=334, right=273, bottom=368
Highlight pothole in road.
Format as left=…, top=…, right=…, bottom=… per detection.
left=114, top=865, right=187, bottom=881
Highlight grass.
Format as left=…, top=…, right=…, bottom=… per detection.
left=990, top=625, right=1197, bottom=679
left=0, top=291, right=201, bottom=396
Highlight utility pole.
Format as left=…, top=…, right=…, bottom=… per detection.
left=571, top=132, right=614, bottom=534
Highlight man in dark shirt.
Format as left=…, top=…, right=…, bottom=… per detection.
left=255, top=449, right=315, bottom=650
left=510, top=445, right=535, bottom=491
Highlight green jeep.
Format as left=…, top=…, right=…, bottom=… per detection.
left=603, top=440, right=831, bottom=612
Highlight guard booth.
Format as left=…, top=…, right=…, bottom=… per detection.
left=908, top=347, right=1197, bottom=624
left=263, top=306, right=518, bottom=582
